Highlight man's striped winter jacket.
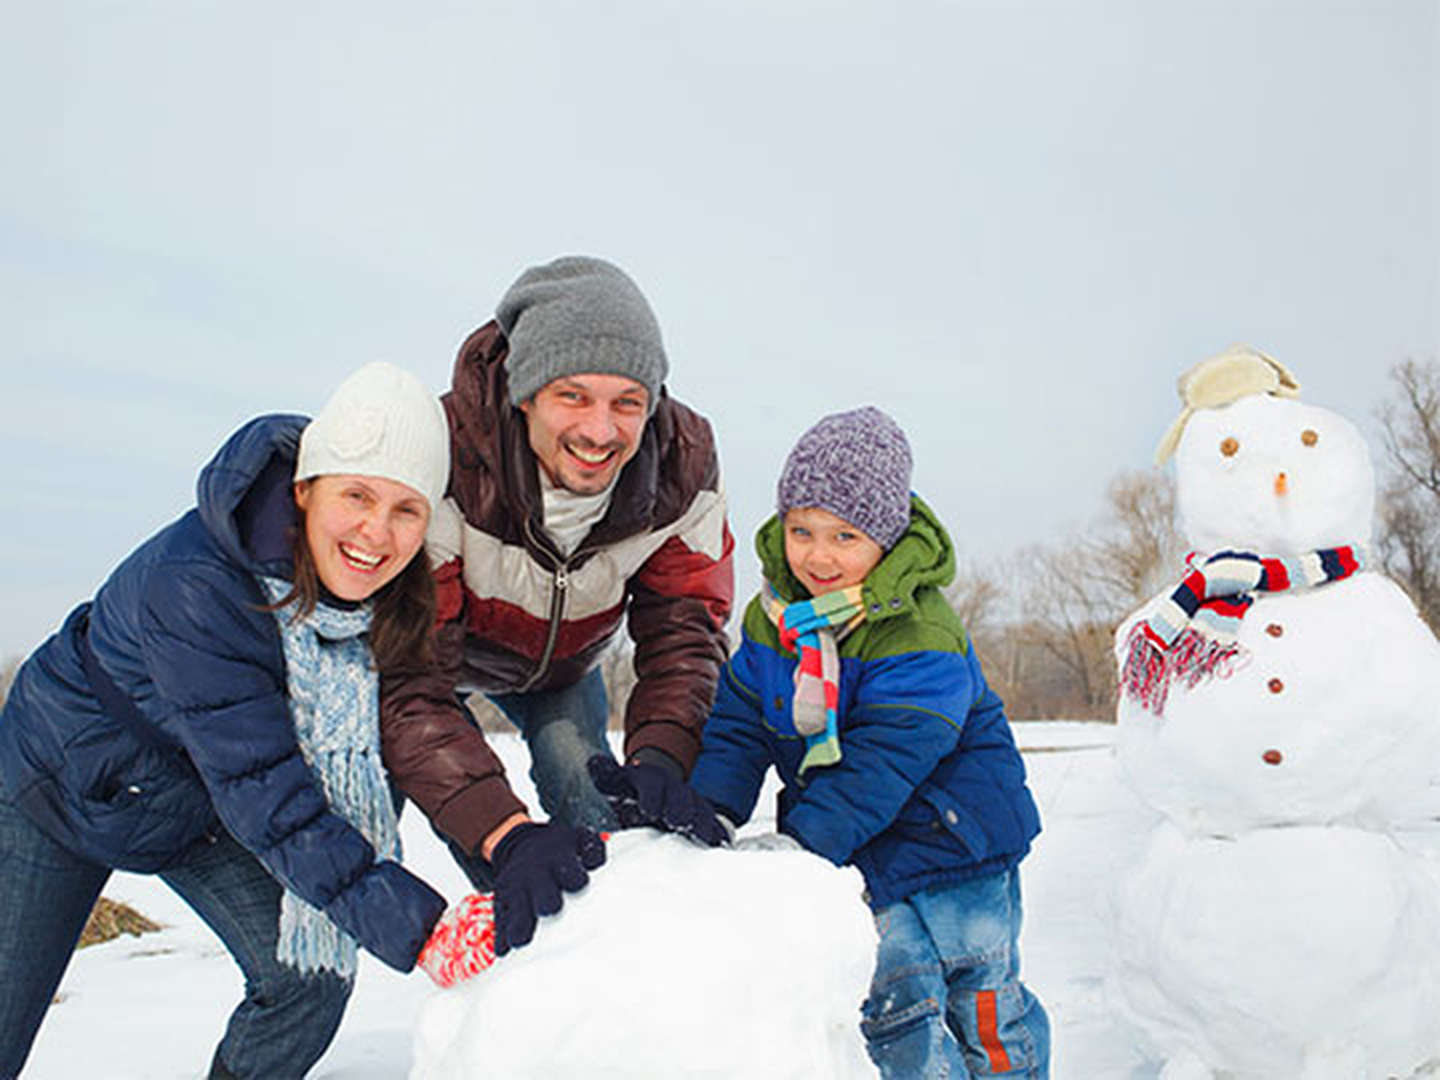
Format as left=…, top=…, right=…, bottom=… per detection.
left=381, top=322, right=735, bottom=855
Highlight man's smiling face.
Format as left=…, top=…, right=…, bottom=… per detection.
left=520, top=373, right=650, bottom=495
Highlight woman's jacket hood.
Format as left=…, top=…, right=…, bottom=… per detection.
left=195, top=413, right=307, bottom=578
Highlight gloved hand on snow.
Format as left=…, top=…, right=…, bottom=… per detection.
left=587, top=753, right=733, bottom=848
left=489, top=821, right=606, bottom=955
left=417, top=892, right=497, bottom=988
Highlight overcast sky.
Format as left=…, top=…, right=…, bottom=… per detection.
left=2, top=1, right=1436, bottom=659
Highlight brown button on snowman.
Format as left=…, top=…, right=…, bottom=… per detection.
left=1108, top=346, right=1440, bottom=1080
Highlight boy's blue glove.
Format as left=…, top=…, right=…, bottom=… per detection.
left=587, top=754, right=732, bottom=848
left=488, top=821, right=606, bottom=955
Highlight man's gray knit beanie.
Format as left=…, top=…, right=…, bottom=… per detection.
left=496, top=255, right=669, bottom=411
left=776, top=406, right=914, bottom=550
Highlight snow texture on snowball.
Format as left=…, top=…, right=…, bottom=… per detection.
left=410, top=830, right=878, bottom=1080
left=1110, top=823, right=1440, bottom=1079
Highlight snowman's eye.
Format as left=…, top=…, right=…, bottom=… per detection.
left=1220, top=437, right=1240, bottom=457
left=1301, top=429, right=1319, bottom=447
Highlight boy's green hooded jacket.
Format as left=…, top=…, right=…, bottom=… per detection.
left=690, top=496, right=1041, bottom=907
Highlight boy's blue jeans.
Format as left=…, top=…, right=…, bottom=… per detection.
left=444, top=666, right=620, bottom=889
left=0, top=782, right=351, bottom=1079
left=862, top=868, right=1050, bottom=1079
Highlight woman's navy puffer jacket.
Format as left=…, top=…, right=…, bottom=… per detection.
left=0, top=415, right=444, bottom=972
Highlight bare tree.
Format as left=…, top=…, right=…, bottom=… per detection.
left=1083, top=469, right=1182, bottom=605
left=1007, top=468, right=1181, bottom=720
left=1377, top=479, right=1440, bottom=632
left=1015, top=544, right=1117, bottom=717
left=944, top=557, right=1033, bottom=714
left=1376, top=359, right=1440, bottom=630
left=1379, top=359, right=1440, bottom=499
left=599, top=639, right=638, bottom=731
left=0, top=655, right=19, bottom=709
left=943, top=557, right=1005, bottom=641
left=464, top=691, right=512, bottom=735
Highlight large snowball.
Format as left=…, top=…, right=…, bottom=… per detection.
left=410, top=831, right=878, bottom=1079
left=1110, top=823, right=1440, bottom=1079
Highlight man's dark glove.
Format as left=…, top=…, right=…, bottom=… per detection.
left=489, top=822, right=606, bottom=955
left=587, top=754, right=731, bottom=848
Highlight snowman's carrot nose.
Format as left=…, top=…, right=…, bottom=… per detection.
left=1274, top=471, right=1288, bottom=496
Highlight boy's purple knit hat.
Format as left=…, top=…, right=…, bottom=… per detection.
left=776, top=406, right=913, bottom=550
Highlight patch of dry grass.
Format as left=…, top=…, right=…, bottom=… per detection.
left=78, top=896, right=163, bottom=948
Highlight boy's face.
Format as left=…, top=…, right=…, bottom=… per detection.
left=782, top=506, right=885, bottom=596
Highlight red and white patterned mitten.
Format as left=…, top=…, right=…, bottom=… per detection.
left=418, top=893, right=497, bottom=988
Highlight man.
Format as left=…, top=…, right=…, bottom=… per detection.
left=382, top=256, right=734, bottom=949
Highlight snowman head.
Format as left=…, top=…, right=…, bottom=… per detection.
left=1173, top=389, right=1374, bottom=554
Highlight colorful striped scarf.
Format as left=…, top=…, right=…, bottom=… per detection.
left=762, top=582, right=867, bottom=775
left=1120, top=545, right=1365, bottom=715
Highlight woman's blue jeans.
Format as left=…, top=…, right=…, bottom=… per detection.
left=0, top=784, right=351, bottom=1079
left=861, top=868, right=1050, bottom=1078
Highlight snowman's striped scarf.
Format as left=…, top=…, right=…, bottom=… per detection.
left=1120, top=545, right=1364, bottom=715
left=762, top=582, right=867, bottom=776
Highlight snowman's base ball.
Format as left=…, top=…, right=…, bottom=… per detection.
left=1111, top=822, right=1440, bottom=1079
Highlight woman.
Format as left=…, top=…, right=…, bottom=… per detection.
left=0, top=362, right=487, bottom=1079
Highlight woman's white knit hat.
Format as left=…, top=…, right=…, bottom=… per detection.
left=295, top=362, right=451, bottom=509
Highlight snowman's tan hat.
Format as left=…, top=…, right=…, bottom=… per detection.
left=1153, top=345, right=1301, bottom=465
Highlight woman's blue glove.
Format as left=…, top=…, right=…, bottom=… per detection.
left=587, top=754, right=732, bottom=848
left=489, top=821, right=606, bottom=955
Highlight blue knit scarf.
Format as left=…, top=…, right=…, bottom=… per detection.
left=260, top=577, right=401, bottom=978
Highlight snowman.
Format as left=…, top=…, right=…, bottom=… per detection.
left=1108, top=346, right=1440, bottom=1080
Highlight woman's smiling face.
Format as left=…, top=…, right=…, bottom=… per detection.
left=293, top=474, right=430, bottom=601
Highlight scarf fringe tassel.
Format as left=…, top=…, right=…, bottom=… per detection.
left=1121, top=624, right=1244, bottom=716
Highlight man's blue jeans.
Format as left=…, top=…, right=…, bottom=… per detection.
left=445, top=666, right=620, bottom=890
left=861, top=868, right=1050, bottom=1078
left=0, top=783, right=351, bottom=1079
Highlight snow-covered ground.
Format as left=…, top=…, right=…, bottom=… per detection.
left=13, top=722, right=1207, bottom=1078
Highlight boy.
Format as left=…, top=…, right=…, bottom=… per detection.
left=601, top=406, right=1050, bottom=1077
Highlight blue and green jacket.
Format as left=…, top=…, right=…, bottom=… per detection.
left=689, top=496, right=1040, bottom=908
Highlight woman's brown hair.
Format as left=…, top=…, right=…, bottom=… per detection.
left=271, top=504, right=437, bottom=674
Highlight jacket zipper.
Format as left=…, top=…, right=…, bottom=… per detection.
left=517, top=518, right=571, bottom=692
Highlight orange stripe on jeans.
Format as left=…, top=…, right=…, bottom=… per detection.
left=976, top=990, right=1012, bottom=1073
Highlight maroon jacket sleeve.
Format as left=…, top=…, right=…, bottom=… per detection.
left=380, top=556, right=527, bottom=855
left=623, top=520, right=735, bottom=773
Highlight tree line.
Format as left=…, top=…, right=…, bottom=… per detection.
left=4, top=361, right=1438, bottom=726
